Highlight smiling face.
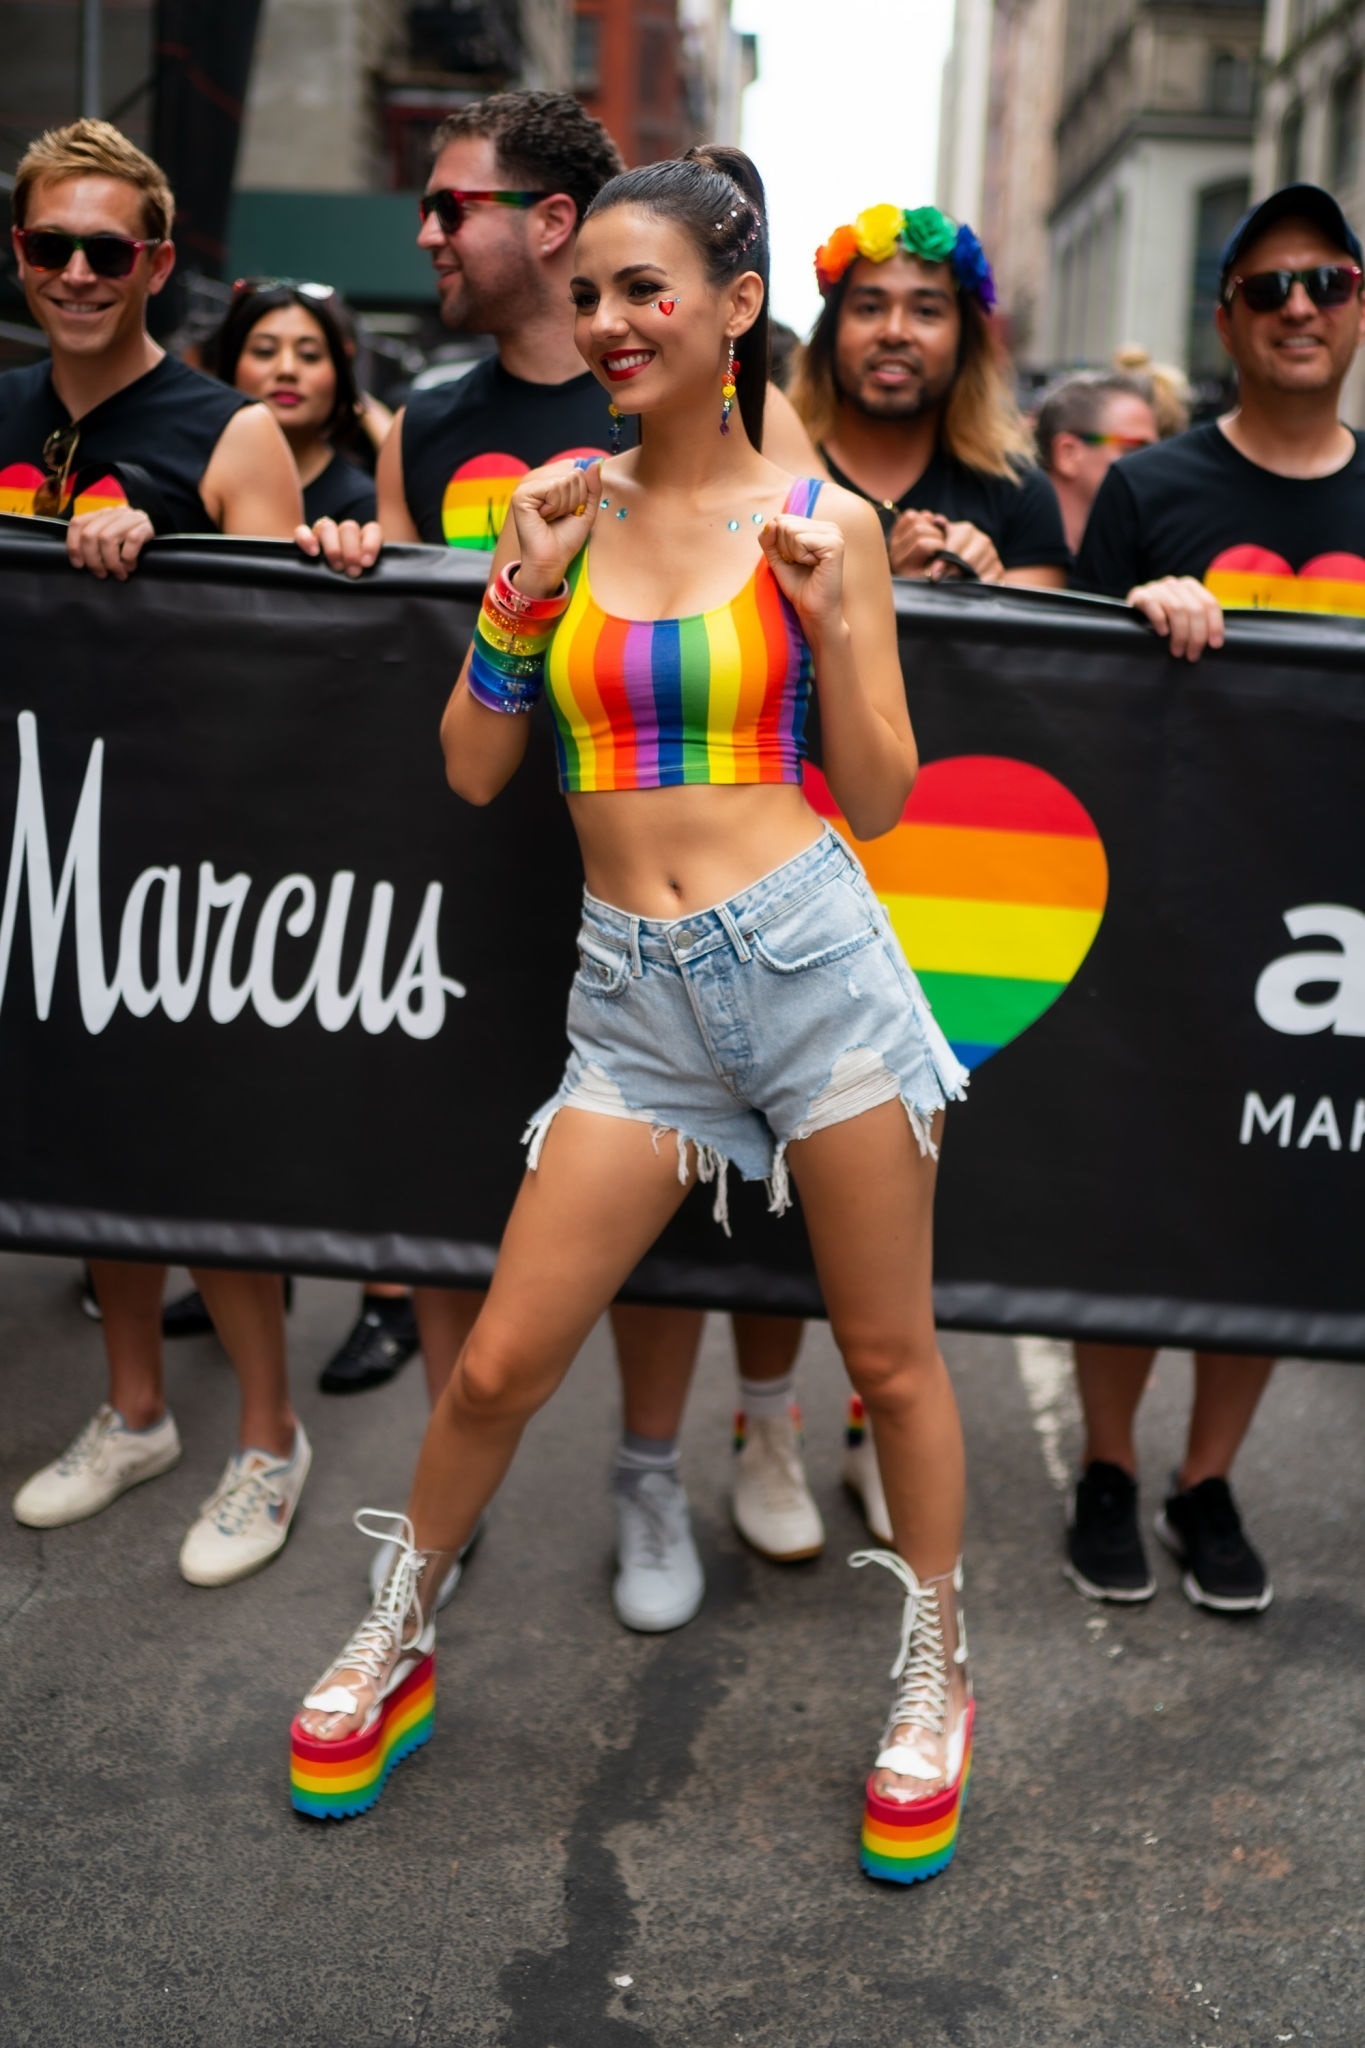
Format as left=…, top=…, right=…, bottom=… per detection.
left=832, top=251, right=962, bottom=422
left=232, top=302, right=338, bottom=440
left=417, top=134, right=542, bottom=334
left=13, top=173, right=174, bottom=360
left=570, top=205, right=755, bottom=421
left=1217, top=217, right=1365, bottom=397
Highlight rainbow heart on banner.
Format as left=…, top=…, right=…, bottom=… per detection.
left=806, top=756, right=1108, bottom=1069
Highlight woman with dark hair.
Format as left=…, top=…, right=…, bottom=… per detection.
left=288, top=146, right=974, bottom=1886
left=211, top=282, right=375, bottom=525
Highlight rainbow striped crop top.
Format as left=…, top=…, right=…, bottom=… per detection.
left=543, top=477, right=822, bottom=793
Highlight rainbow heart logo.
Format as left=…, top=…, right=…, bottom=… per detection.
left=0, top=461, right=128, bottom=519
left=1205, top=545, right=1365, bottom=615
left=806, top=756, right=1108, bottom=1069
left=440, top=444, right=610, bottom=551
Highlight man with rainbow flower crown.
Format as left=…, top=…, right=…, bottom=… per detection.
left=788, top=203, right=1069, bottom=1526
left=791, top=204, right=1068, bottom=589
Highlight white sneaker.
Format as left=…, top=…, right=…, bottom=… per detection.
left=612, top=1469, right=704, bottom=1632
left=731, top=1409, right=825, bottom=1561
left=13, top=1405, right=182, bottom=1527
left=368, top=1512, right=486, bottom=1611
left=179, top=1422, right=312, bottom=1587
left=843, top=1400, right=893, bottom=1544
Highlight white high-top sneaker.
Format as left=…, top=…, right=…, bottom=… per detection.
left=731, top=1408, right=825, bottom=1561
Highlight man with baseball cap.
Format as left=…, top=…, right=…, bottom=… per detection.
left=1066, top=184, right=1365, bottom=1617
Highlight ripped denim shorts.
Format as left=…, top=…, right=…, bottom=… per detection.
left=523, top=825, right=969, bottom=1231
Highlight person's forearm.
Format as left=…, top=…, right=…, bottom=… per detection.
left=809, top=619, right=916, bottom=840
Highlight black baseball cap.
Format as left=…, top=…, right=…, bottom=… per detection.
left=1218, top=184, right=1364, bottom=298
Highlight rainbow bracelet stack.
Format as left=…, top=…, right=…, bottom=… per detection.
left=466, top=563, right=570, bottom=714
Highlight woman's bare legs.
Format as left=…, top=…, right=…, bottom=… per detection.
left=1073, top=1343, right=1274, bottom=1486
left=91, top=1261, right=293, bottom=1455
left=298, top=1107, right=697, bottom=1740
left=91, top=1260, right=168, bottom=1430
left=412, top=1286, right=485, bottom=1407
left=611, top=1305, right=705, bottom=1436
left=785, top=1103, right=965, bottom=1799
left=1073, top=1343, right=1157, bottom=1476
left=191, top=1270, right=294, bottom=1456
left=1182, top=1354, right=1274, bottom=1488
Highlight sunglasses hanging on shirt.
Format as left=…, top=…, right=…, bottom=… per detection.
left=15, top=229, right=161, bottom=279
left=1224, top=263, right=1363, bottom=313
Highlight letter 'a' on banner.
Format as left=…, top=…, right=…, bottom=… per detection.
left=0, top=514, right=1362, bottom=1361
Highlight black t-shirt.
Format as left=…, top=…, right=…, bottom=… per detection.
left=0, top=353, right=248, bottom=533
left=1075, top=420, right=1365, bottom=612
left=821, top=443, right=1070, bottom=572
left=402, top=357, right=620, bottom=550
left=303, top=452, right=376, bottom=525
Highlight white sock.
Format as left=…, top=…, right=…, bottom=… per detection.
left=737, top=1372, right=796, bottom=1422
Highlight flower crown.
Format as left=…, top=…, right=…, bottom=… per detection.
left=814, top=204, right=996, bottom=311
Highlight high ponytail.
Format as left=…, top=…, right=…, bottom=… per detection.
left=582, top=146, right=771, bottom=450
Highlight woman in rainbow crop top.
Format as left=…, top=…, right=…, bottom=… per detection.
left=290, top=147, right=974, bottom=1887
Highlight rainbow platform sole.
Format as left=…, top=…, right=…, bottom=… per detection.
left=859, top=1703, right=973, bottom=1884
left=289, top=1654, right=435, bottom=1820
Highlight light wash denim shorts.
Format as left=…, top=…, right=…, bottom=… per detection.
left=524, top=826, right=968, bottom=1231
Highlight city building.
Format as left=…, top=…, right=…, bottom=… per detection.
left=977, top=0, right=1067, bottom=375
left=1047, top=1, right=1266, bottom=387
left=937, top=0, right=994, bottom=227
left=1255, top=0, right=1365, bottom=417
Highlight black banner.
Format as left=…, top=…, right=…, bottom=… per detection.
left=1, top=518, right=1361, bottom=1359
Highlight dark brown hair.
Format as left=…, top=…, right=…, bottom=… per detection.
left=582, top=145, right=770, bottom=448
left=431, top=91, right=623, bottom=224
left=208, top=286, right=359, bottom=438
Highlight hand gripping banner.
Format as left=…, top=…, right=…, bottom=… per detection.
left=0, top=517, right=1361, bottom=1360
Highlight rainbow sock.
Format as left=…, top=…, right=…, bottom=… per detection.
left=290, top=1654, right=435, bottom=1820
left=859, top=1700, right=974, bottom=1884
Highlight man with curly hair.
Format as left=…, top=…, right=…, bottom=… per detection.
left=790, top=204, right=1068, bottom=588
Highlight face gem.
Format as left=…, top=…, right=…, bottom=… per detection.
left=654, top=297, right=678, bottom=315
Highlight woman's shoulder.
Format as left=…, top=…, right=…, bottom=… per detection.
left=795, top=473, right=885, bottom=544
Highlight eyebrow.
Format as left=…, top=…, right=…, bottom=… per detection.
left=569, top=262, right=668, bottom=287
left=849, top=284, right=952, bottom=305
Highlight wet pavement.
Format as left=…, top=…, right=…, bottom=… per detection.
left=2, top=1252, right=1361, bottom=2047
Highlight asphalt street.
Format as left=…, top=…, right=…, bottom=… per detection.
left=2, top=1251, right=1361, bottom=2048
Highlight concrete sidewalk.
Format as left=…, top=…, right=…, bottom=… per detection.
left=2, top=1252, right=1361, bottom=2047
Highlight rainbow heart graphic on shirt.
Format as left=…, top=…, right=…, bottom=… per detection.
left=440, top=444, right=609, bottom=550
left=1205, top=545, right=1365, bottom=615
left=0, top=461, right=128, bottom=519
left=806, top=756, right=1108, bottom=1069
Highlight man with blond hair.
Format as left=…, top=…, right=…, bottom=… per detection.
left=791, top=204, right=1069, bottom=587
left=3, top=119, right=311, bottom=1587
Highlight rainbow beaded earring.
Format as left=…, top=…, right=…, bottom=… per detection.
left=720, top=345, right=738, bottom=435
left=607, top=401, right=622, bottom=454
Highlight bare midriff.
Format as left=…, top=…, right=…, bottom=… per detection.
left=567, top=782, right=826, bottom=919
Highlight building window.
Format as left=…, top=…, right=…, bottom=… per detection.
left=1208, top=51, right=1254, bottom=119
left=573, top=11, right=601, bottom=95
left=1279, top=101, right=1304, bottom=186
left=1188, top=177, right=1249, bottom=378
left=1330, top=63, right=1362, bottom=190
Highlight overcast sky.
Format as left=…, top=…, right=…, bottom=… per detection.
left=733, top=0, right=956, bottom=337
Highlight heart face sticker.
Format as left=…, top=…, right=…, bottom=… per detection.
left=806, top=756, right=1108, bottom=1069
left=1206, top=545, right=1365, bottom=615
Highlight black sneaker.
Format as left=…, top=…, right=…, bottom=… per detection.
left=163, top=1276, right=294, bottom=1341
left=1155, top=1475, right=1272, bottom=1614
left=318, top=1295, right=420, bottom=1394
left=1064, top=1460, right=1157, bottom=1603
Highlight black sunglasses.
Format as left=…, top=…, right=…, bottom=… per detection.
left=15, top=228, right=162, bottom=279
left=1225, top=263, right=1363, bottom=313
left=417, top=188, right=548, bottom=235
